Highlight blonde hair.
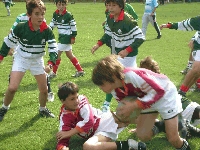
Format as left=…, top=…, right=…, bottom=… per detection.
left=140, top=56, right=160, bottom=74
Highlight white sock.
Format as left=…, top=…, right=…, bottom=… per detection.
left=128, top=139, right=138, bottom=149
left=2, top=104, right=9, bottom=109
left=39, top=107, right=46, bottom=111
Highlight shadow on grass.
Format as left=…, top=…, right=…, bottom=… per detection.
left=43, top=132, right=86, bottom=150
left=0, top=114, right=40, bottom=142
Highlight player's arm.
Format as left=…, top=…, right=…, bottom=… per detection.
left=160, top=16, right=200, bottom=31
left=0, top=26, right=20, bottom=62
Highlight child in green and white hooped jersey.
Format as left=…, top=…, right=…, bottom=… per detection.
left=0, top=0, right=58, bottom=122
left=5, top=0, right=54, bottom=102
left=92, top=0, right=145, bottom=112
left=49, top=0, right=84, bottom=78
left=3, top=0, right=15, bottom=16
left=160, top=16, right=200, bottom=98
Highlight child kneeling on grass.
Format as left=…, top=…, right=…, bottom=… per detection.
left=92, top=54, right=191, bottom=150
left=56, top=81, right=146, bottom=150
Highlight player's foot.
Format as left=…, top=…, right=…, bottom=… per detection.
left=178, top=90, right=186, bottom=97
left=47, top=92, right=54, bottom=102
left=39, top=108, right=55, bottom=118
left=180, top=67, right=189, bottom=75
left=71, top=70, right=85, bottom=77
left=0, top=107, right=8, bottom=121
left=128, top=139, right=146, bottom=150
left=186, top=120, right=200, bottom=138
left=157, top=35, right=162, bottom=39
left=49, top=71, right=57, bottom=80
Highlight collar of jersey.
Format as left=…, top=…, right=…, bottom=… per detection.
left=28, top=18, right=48, bottom=32
left=55, top=9, right=67, bottom=15
left=109, top=10, right=124, bottom=22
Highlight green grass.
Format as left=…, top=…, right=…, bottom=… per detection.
left=0, top=1, right=200, bottom=150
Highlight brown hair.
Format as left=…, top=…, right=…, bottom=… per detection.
left=57, top=82, right=79, bottom=101
left=140, top=56, right=160, bottom=74
left=92, top=54, right=125, bottom=86
left=26, top=0, right=46, bottom=16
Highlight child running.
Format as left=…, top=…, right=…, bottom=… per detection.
left=49, top=0, right=84, bottom=78
left=56, top=81, right=146, bottom=150
left=0, top=0, right=57, bottom=121
left=92, top=54, right=191, bottom=150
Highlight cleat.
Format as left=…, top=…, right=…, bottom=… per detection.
left=0, top=107, right=8, bottom=121
left=128, top=139, right=146, bottom=150
left=39, top=108, right=55, bottom=118
left=48, top=71, right=57, bottom=80
left=71, top=71, right=85, bottom=77
left=186, top=120, right=200, bottom=138
left=157, top=35, right=162, bottom=39
left=47, top=92, right=54, bottom=102
left=180, top=68, right=189, bottom=75
left=178, top=90, right=186, bottom=97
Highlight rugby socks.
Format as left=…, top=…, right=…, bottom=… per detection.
left=71, top=57, right=83, bottom=72
left=2, top=104, right=9, bottom=110
left=176, top=139, right=191, bottom=150
left=195, top=78, right=200, bottom=89
left=115, top=141, right=129, bottom=150
left=152, top=125, right=160, bottom=136
left=52, top=59, right=61, bottom=74
left=39, top=107, right=46, bottom=111
left=105, top=93, right=113, bottom=103
left=179, top=85, right=189, bottom=97
left=47, top=76, right=51, bottom=93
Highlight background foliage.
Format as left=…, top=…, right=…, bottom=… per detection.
left=0, top=1, right=200, bottom=150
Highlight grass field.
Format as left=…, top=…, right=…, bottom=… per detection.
left=0, top=1, right=200, bottom=150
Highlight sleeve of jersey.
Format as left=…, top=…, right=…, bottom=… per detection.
left=69, top=15, right=77, bottom=38
left=127, top=71, right=165, bottom=109
left=11, top=17, right=20, bottom=30
left=170, top=16, right=200, bottom=31
left=47, top=28, right=58, bottom=64
left=49, top=13, right=56, bottom=29
left=75, top=100, right=95, bottom=133
left=0, top=29, right=19, bottom=58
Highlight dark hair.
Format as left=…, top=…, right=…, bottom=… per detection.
left=105, top=0, right=124, bottom=9
left=57, top=82, right=79, bottom=101
left=56, top=0, right=67, bottom=5
left=26, top=0, right=46, bottom=16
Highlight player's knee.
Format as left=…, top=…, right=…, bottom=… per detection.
left=136, top=130, right=152, bottom=141
left=8, top=86, right=18, bottom=93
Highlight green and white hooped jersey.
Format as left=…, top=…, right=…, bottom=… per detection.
left=0, top=21, right=58, bottom=62
left=49, top=10, right=77, bottom=44
left=11, top=13, right=29, bottom=30
left=102, top=11, right=145, bottom=57
left=170, top=16, right=200, bottom=51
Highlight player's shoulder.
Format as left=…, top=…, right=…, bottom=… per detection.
left=16, top=13, right=27, bottom=18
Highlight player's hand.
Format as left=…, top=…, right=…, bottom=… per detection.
left=56, top=131, right=70, bottom=141
left=118, top=49, right=129, bottom=58
left=44, top=65, right=51, bottom=73
left=160, top=24, right=167, bottom=30
left=91, top=44, right=99, bottom=54
left=188, top=40, right=194, bottom=50
left=71, top=38, right=75, bottom=44
left=8, top=48, right=14, bottom=56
